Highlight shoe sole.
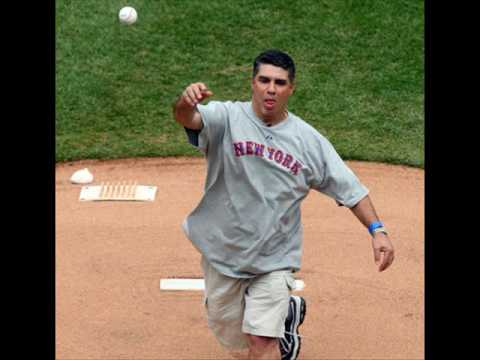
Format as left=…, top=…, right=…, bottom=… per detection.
left=290, top=296, right=306, bottom=360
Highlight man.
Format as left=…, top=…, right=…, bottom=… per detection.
left=173, top=49, right=394, bottom=359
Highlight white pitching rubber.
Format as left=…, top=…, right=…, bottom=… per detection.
left=79, top=182, right=157, bottom=201
left=160, top=279, right=305, bottom=291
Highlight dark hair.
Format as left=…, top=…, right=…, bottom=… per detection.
left=253, top=49, right=296, bottom=83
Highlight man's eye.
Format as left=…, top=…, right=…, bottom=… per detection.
left=275, top=80, right=287, bottom=86
left=259, top=78, right=270, bottom=83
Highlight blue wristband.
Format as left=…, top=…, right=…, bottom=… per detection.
left=368, top=222, right=384, bottom=236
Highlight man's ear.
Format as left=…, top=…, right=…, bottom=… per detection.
left=290, top=82, right=296, bottom=95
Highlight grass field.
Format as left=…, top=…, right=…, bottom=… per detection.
left=56, top=0, right=424, bottom=168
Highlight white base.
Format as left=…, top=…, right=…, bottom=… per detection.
left=160, top=278, right=305, bottom=291
left=79, top=183, right=157, bottom=201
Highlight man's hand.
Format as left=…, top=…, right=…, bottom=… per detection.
left=180, top=82, right=214, bottom=108
left=372, top=232, right=394, bottom=272
left=174, top=82, right=214, bottom=130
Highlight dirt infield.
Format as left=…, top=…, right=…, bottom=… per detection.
left=56, top=157, right=424, bottom=359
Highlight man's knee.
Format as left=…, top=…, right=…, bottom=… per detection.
left=246, top=334, right=279, bottom=354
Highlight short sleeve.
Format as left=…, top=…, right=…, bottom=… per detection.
left=309, top=134, right=369, bottom=208
left=184, top=101, right=228, bottom=153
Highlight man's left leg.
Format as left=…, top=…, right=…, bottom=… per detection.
left=246, top=334, right=280, bottom=359
left=242, top=271, right=295, bottom=359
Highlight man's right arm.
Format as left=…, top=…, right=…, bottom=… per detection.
left=173, top=82, right=214, bottom=130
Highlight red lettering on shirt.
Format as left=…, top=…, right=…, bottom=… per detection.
left=254, top=143, right=265, bottom=157
left=233, top=142, right=245, bottom=157
left=246, top=141, right=254, bottom=155
left=267, top=147, right=275, bottom=160
left=282, top=154, right=294, bottom=168
left=233, top=141, right=302, bottom=176
left=290, top=161, right=303, bottom=175
left=274, top=150, right=284, bottom=164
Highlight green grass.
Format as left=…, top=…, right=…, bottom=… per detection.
left=56, top=0, right=424, bottom=168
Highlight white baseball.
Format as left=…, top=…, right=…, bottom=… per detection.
left=119, top=6, right=138, bottom=25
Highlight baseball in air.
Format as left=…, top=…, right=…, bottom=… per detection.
left=119, top=6, right=138, bottom=25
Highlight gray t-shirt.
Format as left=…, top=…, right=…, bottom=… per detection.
left=182, top=101, right=369, bottom=278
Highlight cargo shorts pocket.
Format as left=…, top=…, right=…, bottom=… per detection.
left=284, top=272, right=296, bottom=291
left=242, top=271, right=294, bottom=338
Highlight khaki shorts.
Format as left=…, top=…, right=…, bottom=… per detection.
left=201, top=256, right=296, bottom=350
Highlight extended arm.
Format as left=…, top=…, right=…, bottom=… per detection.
left=173, top=82, right=213, bottom=130
left=350, top=195, right=395, bottom=272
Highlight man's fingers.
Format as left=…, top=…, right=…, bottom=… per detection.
left=183, top=88, right=197, bottom=107
left=197, top=83, right=213, bottom=100
left=372, top=235, right=394, bottom=272
left=378, top=254, right=388, bottom=272
left=373, top=247, right=381, bottom=266
left=182, top=91, right=194, bottom=106
left=378, top=250, right=394, bottom=272
left=187, top=87, right=198, bottom=101
left=192, top=85, right=204, bottom=100
left=183, top=83, right=213, bottom=105
left=190, top=83, right=208, bottom=100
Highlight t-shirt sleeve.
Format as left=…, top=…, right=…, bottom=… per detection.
left=309, top=134, right=369, bottom=208
left=184, top=101, right=228, bottom=153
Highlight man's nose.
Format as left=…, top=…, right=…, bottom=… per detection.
left=267, top=81, right=276, bottom=94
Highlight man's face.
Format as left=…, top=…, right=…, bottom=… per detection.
left=251, top=64, right=295, bottom=123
